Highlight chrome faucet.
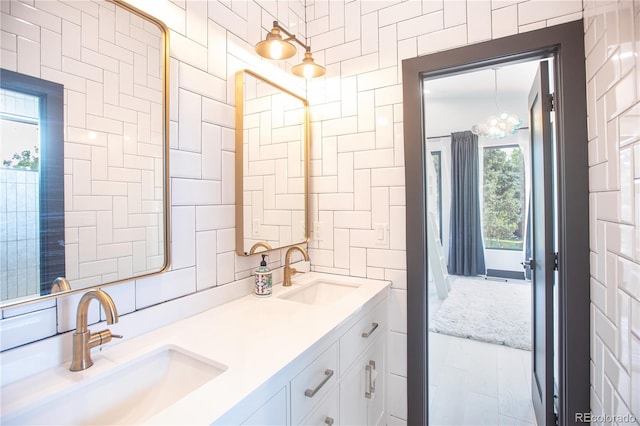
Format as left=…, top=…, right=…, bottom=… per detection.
left=70, top=289, right=122, bottom=371
left=283, top=245, right=310, bottom=286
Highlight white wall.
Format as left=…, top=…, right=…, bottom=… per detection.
left=584, top=0, right=640, bottom=422
left=425, top=95, right=529, bottom=138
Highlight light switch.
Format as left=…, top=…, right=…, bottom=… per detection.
left=374, top=223, right=387, bottom=243
left=314, top=221, right=323, bottom=241
left=253, top=220, right=261, bottom=236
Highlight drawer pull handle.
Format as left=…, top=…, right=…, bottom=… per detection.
left=305, top=369, right=334, bottom=398
left=324, top=417, right=335, bottom=425
left=361, top=322, right=379, bottom=338
left=365, top=360, right=376, bottom=399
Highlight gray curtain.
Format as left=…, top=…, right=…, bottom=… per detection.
left=447, top=131, right=486, bottom=276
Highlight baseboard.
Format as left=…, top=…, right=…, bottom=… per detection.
left=486, top=269, right=525, bottom=280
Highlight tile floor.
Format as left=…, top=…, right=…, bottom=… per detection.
left=427, top=276, right=536, bottom=426
left=428, top=332, right=537, bottom=425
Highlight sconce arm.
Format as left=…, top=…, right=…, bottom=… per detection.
left=272, top=21, right=312, bottom=52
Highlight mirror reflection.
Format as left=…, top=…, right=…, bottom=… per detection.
left=235, top=70, right=309, bottom=256
left=0, top=0, right=169, bottom=307
left=1, top=73, right=65, bottom=303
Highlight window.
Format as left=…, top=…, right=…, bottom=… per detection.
left=482, top=145, right=525, bottom=250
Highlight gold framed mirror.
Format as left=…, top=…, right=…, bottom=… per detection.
left=0, top=0, right=170, bottom=308
left=235, top=70, right=310, bottom=256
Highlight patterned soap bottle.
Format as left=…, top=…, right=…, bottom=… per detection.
left=254, top=254, right=272, bottom=297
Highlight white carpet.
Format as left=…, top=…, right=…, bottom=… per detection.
left=429, top=277, right=532, bottom=350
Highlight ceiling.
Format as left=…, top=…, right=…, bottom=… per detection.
left=424, top=60, right=543, bottom=100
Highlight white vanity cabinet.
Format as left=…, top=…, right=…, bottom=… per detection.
left=290, top=342, right=339, bottom=424
left=232, top=295, right=388, bottom=426
left=0, top=273, right=390, bottom=426
left=339, top=298, right=387, bottom=426
left=340, top=334, right=385, bottom=426
left=298, top=384, right=339, bottom=425
left=241, top=386, right=288, bottom=425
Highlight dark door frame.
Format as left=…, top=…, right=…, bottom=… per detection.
left=402, top=20, right=589, bottom=425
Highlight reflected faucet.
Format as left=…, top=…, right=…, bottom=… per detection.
left=50, top=277, right=71, bottom=294
left=283, top=245, right=310, bottom=287
left=249, top=241, right=272, bottom=254
left=70, top=290, right=122, bottom=371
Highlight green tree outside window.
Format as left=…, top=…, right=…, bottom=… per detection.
left=2, top=146, right=39, bottom=170
left=483, top=146, right=524, bottom=250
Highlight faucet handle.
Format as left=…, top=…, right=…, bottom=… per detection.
left=90, top=329, right=123, bottom=348
left=292, top=267, right=306, bottom=275
left=291, top=267, right=307, bottom=277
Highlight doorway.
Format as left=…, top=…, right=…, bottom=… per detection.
left=402, top=20, right=589, bottom=425
left=424, top=59, right=542, bottom=424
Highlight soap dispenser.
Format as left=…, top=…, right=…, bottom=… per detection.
left=254, top=254, right=272, bottom=297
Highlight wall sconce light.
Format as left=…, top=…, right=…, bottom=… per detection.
left=255, top=21, right=326, bottom=79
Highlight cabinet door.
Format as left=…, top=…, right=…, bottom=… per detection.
left=340, top=334, right=386, bottom=426
left=340, top=299, right=387, bottom=375
left=365, top=335, right=385, bottom=426
left=340, top=352, right=368, bottom=426
left=241, top=386, right=288, bottom=426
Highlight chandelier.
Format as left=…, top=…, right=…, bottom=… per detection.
left=471, top=69, right=522, bottom=139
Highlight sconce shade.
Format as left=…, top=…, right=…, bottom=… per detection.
left=255, top=26, right=296, bottom=60
left=291, top=50, right=326, bottom=79
left=255, top=21, right=325, bottom=79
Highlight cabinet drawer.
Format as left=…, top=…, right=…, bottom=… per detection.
left=339, top=299, right=387, bottom=374
left=290, top=342, right=339, bottom=425
left=297, top=384, right=338, bottom=426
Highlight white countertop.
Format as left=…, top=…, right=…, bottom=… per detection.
left=1, top=272, right=390, bottom=425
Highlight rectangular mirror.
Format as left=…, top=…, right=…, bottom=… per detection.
left=235, top=70, right=309, bottom=256
left=0, top=0, right=169, bottom=308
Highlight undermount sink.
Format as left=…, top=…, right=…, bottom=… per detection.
left=3, top=345, right=226, bottom=425
left=278, top=280, right=359, bottom=305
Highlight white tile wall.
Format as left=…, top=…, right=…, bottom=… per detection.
left=0, top=169, right=40, bottom=301
left=585, top=0, right=640, bottom=423
left=306, top=0, right=586, bottom=422
left=0, top=0, right=309, bottom=351
left=3, top=1, right=637, bottom=423
left=240, top=75, right=306, bottom=253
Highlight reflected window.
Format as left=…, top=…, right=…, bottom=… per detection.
left=0, top=69, right=64, bottom=300
left=482, top=145, right=525, bottom=250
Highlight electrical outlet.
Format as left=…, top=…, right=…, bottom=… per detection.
left=253, top=220, right=261, bottom=236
